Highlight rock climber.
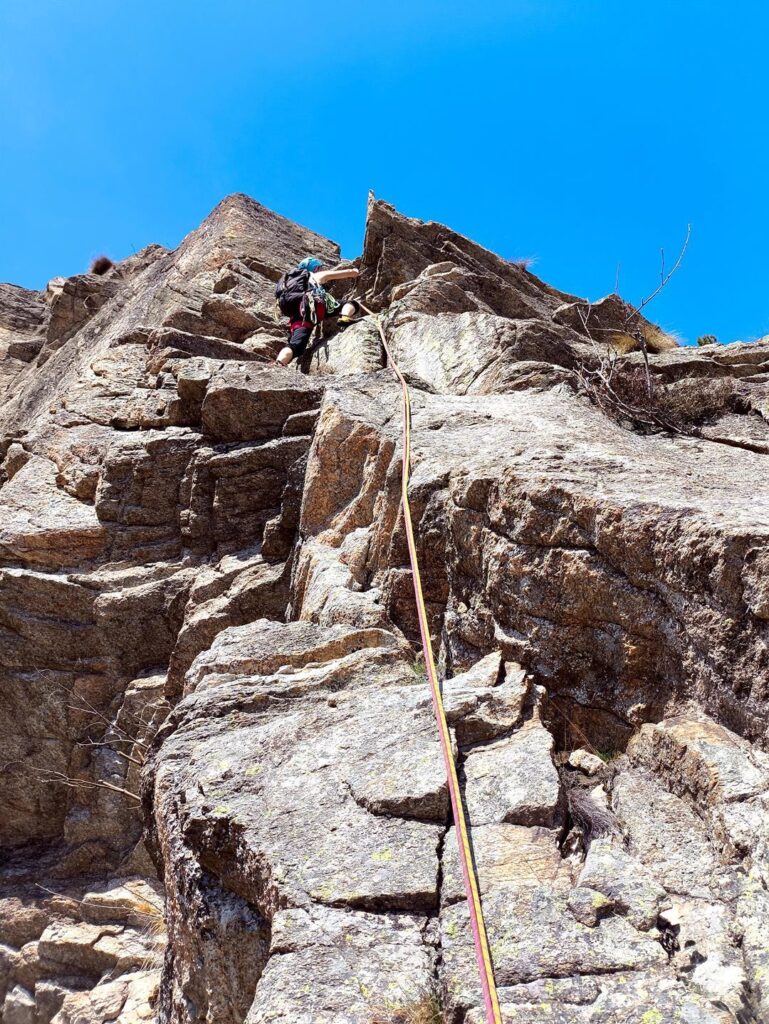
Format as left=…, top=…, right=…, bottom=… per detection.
left=274, top=257, right=360, bottom=367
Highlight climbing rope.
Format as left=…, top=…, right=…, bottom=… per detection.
left=358, top=303, right=503, bottom=1024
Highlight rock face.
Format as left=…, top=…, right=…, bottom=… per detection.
left=2, top=192, right=769, bottom=1023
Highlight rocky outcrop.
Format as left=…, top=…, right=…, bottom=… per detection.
left=0, top=196, right=336, bottom=1023
left=2, top=192, right=768, bottom=1023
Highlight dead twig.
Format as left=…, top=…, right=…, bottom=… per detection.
left=576, top=224, right=691, bottom=402
left=34, top=883, right=164, bottom=919
left=75, top=738, right=144, bottom=767
left=631, top=224, right=691, bottom=322
left=63, top=699, right=150, bottom=751
left=2, top=761, right=142, bottom=804
left=573, top=357, right=686, bottom=435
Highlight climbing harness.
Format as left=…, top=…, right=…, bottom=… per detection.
left=358, top=303, right=503, bottom=1024
left=275, top=268, right=338, bottom=344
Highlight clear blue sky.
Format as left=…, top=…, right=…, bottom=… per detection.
left=1, top=1, right=767, bottom=344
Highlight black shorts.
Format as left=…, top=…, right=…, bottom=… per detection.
left=288, top=325, right=314, bottom=358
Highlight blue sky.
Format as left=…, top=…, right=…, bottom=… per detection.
left=1, top=1, right=767, bottom=344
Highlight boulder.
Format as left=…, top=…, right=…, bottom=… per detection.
left=463, top=717, right=562, bottom=827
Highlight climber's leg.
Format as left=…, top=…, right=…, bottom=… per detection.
left=276, top=325, right=312, bottom=367
left=335, top=301, right=361, bottom=330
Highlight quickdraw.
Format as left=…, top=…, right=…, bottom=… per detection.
left=358, top=302, right=503, bottom=1024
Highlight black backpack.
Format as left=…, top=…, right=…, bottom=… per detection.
left=274, top=268, right=310, bottom=316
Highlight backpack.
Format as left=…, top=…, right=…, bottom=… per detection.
left=274, top=268, right=312, bottom=317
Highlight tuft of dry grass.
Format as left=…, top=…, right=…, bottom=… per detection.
left=642, top=322, right=680, bottom=353
left=369, top=993, right=443, bottom=1024
left=505, top=256, right=538, bottom=271
left=90, top=255, right=114, bottom=275
left=602, top=323, right=679, bottom=356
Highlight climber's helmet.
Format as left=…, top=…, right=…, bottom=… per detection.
left=298, top=257, right=323, bottom=272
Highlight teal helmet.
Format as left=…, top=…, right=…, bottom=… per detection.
left=298, top=257, right=322, bottom=272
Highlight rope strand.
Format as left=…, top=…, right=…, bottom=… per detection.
left=359, top=303, right=503, bottom=1024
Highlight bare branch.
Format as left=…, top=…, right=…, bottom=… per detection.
left=23, top=764, right=141, bottom=804
left=574, top=356, right=686, bottom=435
left=631, top=224, right=691, bottom=321
left=52, top=678, right=161, bottom=749
left=65, top=704, right=149, bottom=750
left=75, top=739, right=144, bottom=767
left=34, top=883, right=164, bottom=919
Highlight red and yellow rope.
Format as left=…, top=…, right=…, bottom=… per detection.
left=360, top=305, right=503, bottom=1024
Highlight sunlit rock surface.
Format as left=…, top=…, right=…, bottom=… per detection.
left=2, top=193, right=769, bottom=1023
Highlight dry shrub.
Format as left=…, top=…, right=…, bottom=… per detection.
left=600, top=332, right=640, bottom=356
left=90, top=255, right=114, bottom=275
left=565, top=782, right=621, bottom=843
left=577, top=359, right=740, bottom=435
left=577, top=362, right=674, bottom=433
left=369, top=993, right=443, bottom=1024
left=659, top=376, right=741, bottom=425
left=504, top=256, right=538, bottom=271
left=127, top=895, right=165, bottom=933
left=126, top=888, right=166, bottom=972
left=605, top=323, right=679, bottom=356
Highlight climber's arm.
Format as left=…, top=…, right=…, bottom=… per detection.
left=313, top=268, right=360, bottom=286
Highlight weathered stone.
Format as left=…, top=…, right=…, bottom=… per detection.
left=247, top=907, right=435, bottom=1024
left=611, top=768, right=720, bottom=898
left=736, top=876, right=769, bottom=1021
left=183, top=617, right=408, bottom=691
left=442, top=653, right=530, bottom=744
left=51, top=970, right=159, bottom=1024
left=201, top=366, right=323, bottom=441
left=201, top=296, right=261, bottom=336
left=147, top=620, right=446, bottom=1024
left=167, top=554, right=288, bottom=697
left=290, top=537, right=389, bottom=630
left=567, top=748, right=605, bottom=776
left=2, top=984, right=36, bottom=1024
left=627, top=716, right=769, bottom=858
left=441, top=885, right=666, bottom=1019
left=180, top=435, right=311, bottom=555
left=37, top=921, right=123, bottom=975
left=384, top=309, right=593, bottom=396
left=303, top=318, right=384, bottom=376
left=464, top=717, right=562, bottom=827
left=466, top=972, right=736, bottom=1022
left=0, top=900, right=50, bottom=949
left=441, top=824, right=565, bottom=902
left=147, top=326, right=262, bottom=363
left=359, top=195, right=576, bottom=318
left=0, top=456, right=107, bottom=567
left=576, top=837, right=669, bottom=930
left=566, top=886, right=612, bottom=927
left=79, top=878, right=164, bottom=927
left=7, top=338, right=44, bottom=363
